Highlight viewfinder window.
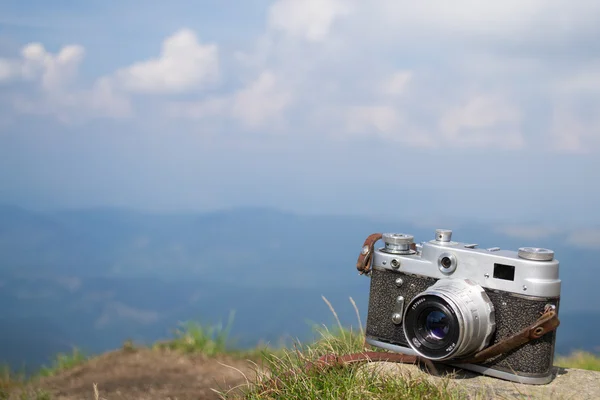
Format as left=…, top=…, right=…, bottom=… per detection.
left=493, top=263, right=515, bottom=281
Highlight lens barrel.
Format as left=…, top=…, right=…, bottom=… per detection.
left=403, top=279, right=496, bottom=361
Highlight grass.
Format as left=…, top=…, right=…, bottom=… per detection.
left=153, top=310, right=236, bottom=356
left=2, top=298, right=600, bottom=399
left=1, top=348, right=88, bottom=400
left=0, top=365, right=51, bottom=400
left=216, top=296, right=470, bottom=400
left=555, top=350, right=600, bottom=371
left=37, top=348, right=88, bottom=377
left=225, top=329, right=466, bottom=399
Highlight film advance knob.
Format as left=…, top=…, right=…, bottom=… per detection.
left=518, top=247, right=554, bottom=261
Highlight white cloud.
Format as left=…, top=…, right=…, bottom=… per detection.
left=10, top=87, right=131, bottom=124
left=86, top=77, right=132, bottom=118
left=37, top=44, right=85, bottom=91
left=379, top=71, right=412, bottom=97
left=557, top=67, right=600, bottom=95
left=166, top=97, right=229, bottom=120
left=566, top=228, right=600, bottom=249
left=0, top=28, right=218, bottom=122
left=496, top=225, right=560, bottom=240
left=0, top=59, right=17, bottom=81
left=113, top=28, right=219, bottom=94
left=500, top=226, right=600, bottom=249
left=0, top=42, right=85, bottom=87
left=231, top=70, right=292, bottom=129
left=346, top=105, right=401, bottom=136
left=364, top=1, right=600, bottom=46
left=267, top=0, right=352, bottom=41
left=0, top=42, right=130, bottom=122
left=166, top=70, right=292, bottom=131
left=1, top=1, right=600, bottom=154
left=550, top=101, right=600, bottom=153
left=0, top=28, right=220, bottom=121
left=95, top=302, right=159, bottom=328
left=343, top=104, right=437, bottom=147
left=439, top=95, right=524, bottom=149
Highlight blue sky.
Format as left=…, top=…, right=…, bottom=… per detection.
left=1, top=0, right=600, bottom=230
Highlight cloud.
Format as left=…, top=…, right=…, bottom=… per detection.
left=86, top=77, right=133, bottom=118
left=0, top=42, right=131, bottom=121
left=379, top=71, right=412, bottom=97
left=549, top=96, right=600, bottom=153
left=112, top=28, right=219, bottom=94
left=566, top=229, right=600, bottom=249
left=361, top=1, right=600, bottom=47
left=1, top=0, right=600, bottom=154
left=346, top=105, right=400, bottom=135
left=499, top=226, right=600, bottom=249
left=55, top=276, right=81, bottom=292
left=94, top=302, right=160, bottom=328
left=342, top=101, right=437, bottom=147
left=166, top=97, right=229, bottom=120
left=31, top=44, right=85, bottom=91
left=267, top=0, right=352, bottom=41
left=439, top=95, right=524, bottom=149
left=556, top=65, right=600, bottom=95
left=166, top=70, right=293, bottom=131
left=231, top=71, right=292, bottom=129
left=0, top=42, right=85, bottom=87
left=496, top=225, right=561, bottom=240
left=0, top=59, right=17, bottom=81
left=0, top=28, right=220, bottom=122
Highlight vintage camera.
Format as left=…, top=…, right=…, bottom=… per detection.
left=364, top=229, right=561, bottom=385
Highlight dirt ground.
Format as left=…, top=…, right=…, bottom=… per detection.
left=25, top=348, right=263, bottom=400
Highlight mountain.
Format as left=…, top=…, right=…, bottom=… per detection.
left=0, top=205, right=598, bottom=372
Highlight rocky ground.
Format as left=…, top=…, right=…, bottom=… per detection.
left=358, top=362, right=600, bottom=400
left=21, top=348, right=262, bottom=400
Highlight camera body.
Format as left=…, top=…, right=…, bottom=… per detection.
left=364, top=229, right=561, bottom=385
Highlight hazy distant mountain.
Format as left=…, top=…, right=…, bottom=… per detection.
left=0, top=205, right=598, bottom=372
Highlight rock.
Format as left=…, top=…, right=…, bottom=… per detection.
left=357, top=362, right=600, bottom=399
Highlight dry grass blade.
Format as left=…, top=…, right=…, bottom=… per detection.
left=322, top=295, right=346, bottom=341
left=349, top=296, right=364, bottom=337
left=93, top=382, right=106, bottom=400
left=230, top=297, right=468, bottom=400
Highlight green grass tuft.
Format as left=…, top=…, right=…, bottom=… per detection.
left=217, top=297, right=467, bottom=400
left=37, top=348, right=88, bottom=378
left=0, top=365, right=52, bottom=400
left=154, top=310, right=236, bottom=356
left=555, top=350, right=600, bottom=371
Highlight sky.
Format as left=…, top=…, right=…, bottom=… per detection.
left=0, top=0, right=599, bottom=228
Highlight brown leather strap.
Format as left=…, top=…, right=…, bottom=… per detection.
left=356, top=233, right=382, bottom=275
left=458, top=307, right=560, bottom=364
left=262, top=310, right=560, bottom=391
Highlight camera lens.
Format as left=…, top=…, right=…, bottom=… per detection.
left=404, top=296, right=459, bottom=357
left=441, top=257, right=452, bottom=269
left=425, top=310, right=450, bottom=339
left=403, top=279, right=495, bottom=361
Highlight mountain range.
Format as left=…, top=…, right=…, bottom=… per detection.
left=0, top=205, right=598, bottom=373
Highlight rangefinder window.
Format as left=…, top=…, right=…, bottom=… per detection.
left=493, top=263, right=515, bottom=281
